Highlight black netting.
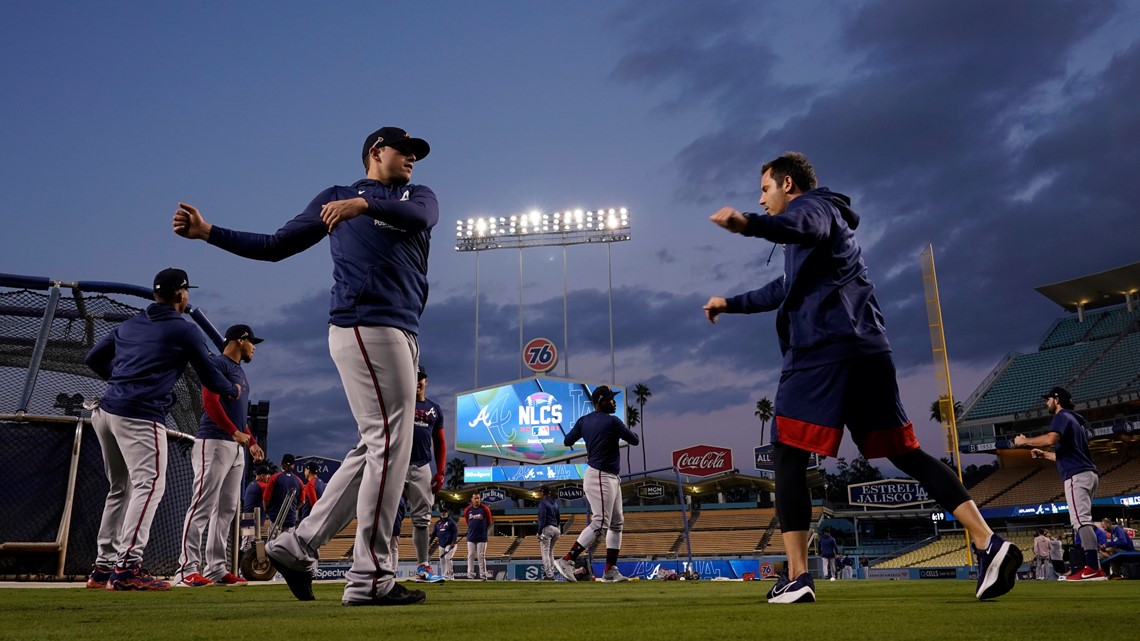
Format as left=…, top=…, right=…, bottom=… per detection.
left=0, top=288, right=203, bottom=434
left=0, top=420, right=201, bottom=577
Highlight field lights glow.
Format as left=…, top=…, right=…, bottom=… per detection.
left=455, top=207, right=631, bottom=251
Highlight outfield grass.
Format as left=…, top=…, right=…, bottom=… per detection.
left=1, top=579, right=1134, bottom=641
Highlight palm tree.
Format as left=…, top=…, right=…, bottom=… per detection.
left=929, top=397, right=964, bottom=424
left=755, top=397, right=774, bottom=446
left=625, top=405, right=640, bottom=472
left=445, top=457, right=467, bottom=490
left=634, top=383, right=652, bottom=472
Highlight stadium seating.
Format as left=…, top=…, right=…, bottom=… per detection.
left=1068, top=333, right=1140, bottom=400
left=969, top=466, right=1037, bottom=506
left=964, top=339, right=1109, bottom=421
left=987, top=465, right=1063, bottom=506
left=1039, top=311, right=1106, bottom=350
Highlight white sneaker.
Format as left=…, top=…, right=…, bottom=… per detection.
left=601, top=567, right=629, bottom=583
left=553, top=558, right=577, bottom=582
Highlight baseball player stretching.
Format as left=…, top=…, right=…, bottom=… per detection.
left=463, top=494, right=493, bottom=580
left=554, top=386, right=639, bottom=583
left=408, top=367, right=446, bottom=582
left=430, top=507, right=458, bottom=579
left=536, top=486, right=561, bottom=580
left=176, top=324, right=267, bottom=587
left=84, top=268, right=238, bottom=591
left=173, top=126, right=436, bottom=606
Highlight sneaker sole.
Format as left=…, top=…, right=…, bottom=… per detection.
left=554, top=561, right=577, bottom=582
left=267, top=554, right=315, bottom=601
left=768, top=585, right=816, bottom=604
left=977, top=542, right=1022, bottom=599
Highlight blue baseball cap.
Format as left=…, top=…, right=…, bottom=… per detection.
left=362, top=126, right=430, bottom=167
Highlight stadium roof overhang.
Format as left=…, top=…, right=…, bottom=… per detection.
left=1035, top=261, right=1140, bottom=312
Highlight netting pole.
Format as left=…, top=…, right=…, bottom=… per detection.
left=16, top=283, right=62, bottom=414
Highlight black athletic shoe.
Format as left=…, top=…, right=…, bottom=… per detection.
left=343, top=582, right=427, bottom=606
left=975, top=534, right=1022, bottom=600
left=268, top=552, right=315, bottom=601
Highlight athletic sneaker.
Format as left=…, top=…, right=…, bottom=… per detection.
left=767, top=572, right=816, bottom=604
left=601, top=567, right=630, bottom=583
left=974, top=534, right=1022, bottom=600
left=266, top=543, right=315, bottom=601
left=1061, top=567, right=1107, bottom=582
left=106, top=564, right=171, bottom=591
left=86, top=565, right=112, bottom=589
left=343, top=582, right=427, bottom=607
left=415, top=563, right=445, bottom=583
left=175, top=573, right=214, bottom=587
left=215, top=572, right=248, bottom=586
left=553, top=558, right=577, bottom=582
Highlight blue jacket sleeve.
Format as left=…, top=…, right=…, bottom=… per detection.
left=564, top=420, right=583, bottom=447
left=740, top=202, right=830, bottom=245
left=725, top=276, right=786, bottom=314
left=85, top=331, right=116, bottom=381
left=360, top=184, right=439, bottom=232
left=615, top=418, right=640, bottom=446
left=182, top=327, right=239, bottom=397
left=206, top=188, right=334, bottom=262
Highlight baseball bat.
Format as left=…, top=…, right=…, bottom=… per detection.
left=187, top=306, right=226, bottom=352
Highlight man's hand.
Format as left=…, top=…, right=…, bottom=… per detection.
left=1013, top=434, right=1028, bottom=447
left=173, top=202, right=213, bottom=240
left=250, top=443, right=265, bottom=462
left=431, top=473, right=444, bottom=494
left=228, top=383, right=242, bottom=401
left=710, top=206, right=748, bottom=233
left=232, top=431, right=251, bottom=446
left=703, top=296, right=728, bottom=324
left=320, top=198, right=368, bottom=232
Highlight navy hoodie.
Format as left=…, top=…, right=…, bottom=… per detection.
left=206, top=179, right=438, bottom=333
left=85, top=303, right=238, bottom=423
left=725, top=188, right=890, bottom=372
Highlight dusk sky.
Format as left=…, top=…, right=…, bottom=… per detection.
left=3, top=1, right=1139, bottom=476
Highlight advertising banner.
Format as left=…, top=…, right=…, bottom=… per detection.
left=672, top=444, right=733, bottom=478
left=464, top=464, right=590, bottom=484
left=847, top=479, right=933, bottom=508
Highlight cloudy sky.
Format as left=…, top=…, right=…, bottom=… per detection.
left=3, top=1, right=1138, bottom=474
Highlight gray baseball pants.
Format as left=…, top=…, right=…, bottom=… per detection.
left=92, top=408, right=168, bottom=569
left=539, top=525, right=561, bottom=578
left=438, top=543, right=455, bottom=579
left=177, top=438, right=244, bottom=581
left=467, top=541, right=488, bottom=579
left=266, top=325, right=417, bottom=602
left=405, top=463, right=434, bottom=565
left=574, top=466, right=624, bottom=551
left=1065, top=470, right=1099, bottom=552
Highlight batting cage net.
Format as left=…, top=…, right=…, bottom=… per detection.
left=0, top=274, right=212, bottom=579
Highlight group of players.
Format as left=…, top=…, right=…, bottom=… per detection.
left=84, top=124, right=1044, bottom=606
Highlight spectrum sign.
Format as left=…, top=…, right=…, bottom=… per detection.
left=455, top=376, right=627, bottom=464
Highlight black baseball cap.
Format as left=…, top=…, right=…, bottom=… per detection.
left=362, top=126, right=430, bottom=167
left=153, top=268, right=196, bottom=294
left=1041, top=386, right=1072, bottom=403
left=418, top=366, right=428, bottom=380
left=224, top=324, right=264, bottom=344
left=591, top=385, right=618, bottom=406
left=281, top=453, right=296, bottom=465
left=255, top=465, right=270, bottom=475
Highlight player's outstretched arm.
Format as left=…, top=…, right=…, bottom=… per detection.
left=709, top=206, right=748, bottom=233
left=703, top=297, right=727, bottom=324
left=173, top=202, right=213, bottom=240
left=174, top=191, right=332, bottom=262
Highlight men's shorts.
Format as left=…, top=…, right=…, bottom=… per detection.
left=773, top=351, right=918, bottom=458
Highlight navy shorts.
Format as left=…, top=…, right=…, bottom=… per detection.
left=772, top=352, right=919, bottom=458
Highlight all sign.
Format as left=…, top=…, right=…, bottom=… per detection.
left=523, top=338, right=558, bottom=373
left=671, top=444, right=733, bottom=478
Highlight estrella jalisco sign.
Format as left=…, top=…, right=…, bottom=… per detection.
left=847, top=479, right=932, bottom=508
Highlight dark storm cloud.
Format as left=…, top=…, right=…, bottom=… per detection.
left=612, top=0, right=1138, bottom=374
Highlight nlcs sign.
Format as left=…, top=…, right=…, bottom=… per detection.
left=671, top=444, right=733, bottom=478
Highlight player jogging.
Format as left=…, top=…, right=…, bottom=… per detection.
left=1014, top=387, right=1105, bottom=581
left=176, top=324, right=267, bottom=587
left=553, top=385, right=639, bottom=583
left=84, top=268, right=239, bottom=591
left=173, top=125, right=436, bottom=606
left=408, top=366, right=446, bottom=582
left=703, top=152, right=1021, bottom=603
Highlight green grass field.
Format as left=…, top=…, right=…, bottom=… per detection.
left=1, top=579, right=1134, bottom=641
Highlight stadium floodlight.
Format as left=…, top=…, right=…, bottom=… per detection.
left=455, top=207, right=632, bottom=251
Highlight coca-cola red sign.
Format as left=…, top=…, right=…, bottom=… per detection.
left=671, top=445, right=733, bottom=478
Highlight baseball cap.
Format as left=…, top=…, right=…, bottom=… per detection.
left=418, top=366, right=428, bottom=380
left=362, top=126, right=430, bottom=167
left=153, top=268, right=196, bottom=295
left=281, top=453, right=296, bottom=465
left=255, top=465, right=270, bottom=475
left=305, top=462, right=319, bottom=474
left=224, top=324, right=264, bottom=344
left=1041, top=386, right=1072, bottom=403
left=591, top=385, right=618, bottom=406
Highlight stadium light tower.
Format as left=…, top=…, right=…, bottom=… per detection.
left=456, top=208, right=631, bottom=385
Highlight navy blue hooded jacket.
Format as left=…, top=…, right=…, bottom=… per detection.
left=725, top=188, right=890, bottom=372
left=206, top=179, right=438, bottom=334
left=85, top=303, right=238, bottom=423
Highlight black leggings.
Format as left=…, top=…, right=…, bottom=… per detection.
left=774, top=443, right=973, bottom=532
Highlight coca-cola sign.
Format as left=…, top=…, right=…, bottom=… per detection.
left=671, top=445, right=733, bottom=478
